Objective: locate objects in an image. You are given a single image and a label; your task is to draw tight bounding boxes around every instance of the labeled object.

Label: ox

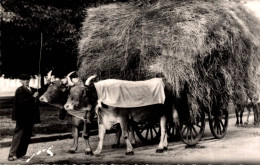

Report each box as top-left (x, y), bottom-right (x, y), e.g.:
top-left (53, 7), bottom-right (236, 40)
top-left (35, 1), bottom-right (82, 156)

top-left (39, 72), bottom-right (125, 154)
top-left (235, 95), bottom-right (259, 126)
top-left (39, 71), bottom-right (93, 154)
top-left (248, 94), bottom-right (260, 125)
top-left (64, 75), bottom-right (179, 156)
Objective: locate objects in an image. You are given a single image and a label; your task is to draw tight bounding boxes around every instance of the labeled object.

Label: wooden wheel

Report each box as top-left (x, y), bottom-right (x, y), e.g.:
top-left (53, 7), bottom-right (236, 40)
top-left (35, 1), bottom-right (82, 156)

top-left (166, 121), bottom-right (181, 141)
top-left (180, 112), bottom-right (205, 145)
top-left (209, 109), bottom-right (229, 139)
top-left (134, 121), bottom-right (160, 144)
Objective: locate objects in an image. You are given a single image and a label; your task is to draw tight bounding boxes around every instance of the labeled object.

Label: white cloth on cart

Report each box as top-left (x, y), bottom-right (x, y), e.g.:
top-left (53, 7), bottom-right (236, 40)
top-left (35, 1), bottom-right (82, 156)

top-left (94, 78), bottom-right (165, 108)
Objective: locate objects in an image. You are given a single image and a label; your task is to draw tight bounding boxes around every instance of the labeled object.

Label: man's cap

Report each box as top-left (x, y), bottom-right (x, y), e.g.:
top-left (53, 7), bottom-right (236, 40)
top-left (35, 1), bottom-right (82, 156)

top-left (19, 74), bottom-right (31, 80)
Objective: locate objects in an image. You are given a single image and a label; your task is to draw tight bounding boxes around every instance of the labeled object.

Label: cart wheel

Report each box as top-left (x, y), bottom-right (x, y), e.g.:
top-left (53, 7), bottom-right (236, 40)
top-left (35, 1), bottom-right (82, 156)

top-left (209, 109), bottom-right (229, 139)
top-left (180, 112), bottom-right (205, 146)
top-left (134, 121), bottom-right (160, 144)
top-left (166, 121), bottom-right (181, 141)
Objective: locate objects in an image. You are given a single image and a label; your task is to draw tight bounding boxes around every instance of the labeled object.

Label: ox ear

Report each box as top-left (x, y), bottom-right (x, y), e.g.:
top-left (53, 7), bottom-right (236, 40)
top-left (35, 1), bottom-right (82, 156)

top-left (85, 75), bottom-right (97, 86)
top-left (61, 78), bottom-right (68, 84)
top-left (72, 77), bottom-right (79, 83)
top-left (61, 87), bottom-right (66, 92)
top-left (50, 75), bottom-right (56, 82)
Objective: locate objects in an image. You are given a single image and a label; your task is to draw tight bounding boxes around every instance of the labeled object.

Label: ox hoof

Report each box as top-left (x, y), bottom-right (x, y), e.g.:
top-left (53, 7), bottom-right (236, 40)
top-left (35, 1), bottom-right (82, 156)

top-left (156, 149), bottom-right (164, 153)
top-left (112, 144), bottom-right (120, 148)
top-left (125, 151), bottom-right (134, 155)
top-left (163, 147), bottom-right (168, 151)
top-left (93, 151), bottom-right (101, 157)
top-left (85, 150), bottom-right (93, 155)
top-left (67, 149), bottom-right (76, 154)
top-left (244, 122), bottom-right (249, 125)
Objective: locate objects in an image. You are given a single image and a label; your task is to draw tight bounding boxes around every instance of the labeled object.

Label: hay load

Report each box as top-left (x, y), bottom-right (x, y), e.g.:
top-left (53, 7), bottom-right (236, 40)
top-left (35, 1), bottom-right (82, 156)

top-left (77, 0), bottom-right (260, 120)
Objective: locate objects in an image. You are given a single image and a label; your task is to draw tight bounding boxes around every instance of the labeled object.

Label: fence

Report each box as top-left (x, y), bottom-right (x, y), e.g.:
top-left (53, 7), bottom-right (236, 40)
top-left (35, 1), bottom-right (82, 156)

top-left (0, 75), bottom-right (42, 97)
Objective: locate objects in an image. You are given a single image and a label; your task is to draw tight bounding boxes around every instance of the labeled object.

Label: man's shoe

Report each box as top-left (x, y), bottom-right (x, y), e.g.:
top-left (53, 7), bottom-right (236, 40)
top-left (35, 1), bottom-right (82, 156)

top-left (8, 155), bottom-right (17, 161)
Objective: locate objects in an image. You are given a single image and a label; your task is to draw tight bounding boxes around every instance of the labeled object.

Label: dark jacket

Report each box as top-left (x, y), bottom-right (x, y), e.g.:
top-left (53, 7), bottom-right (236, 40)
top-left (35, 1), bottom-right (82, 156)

top-left (12, 86), bottom-right (40, 124)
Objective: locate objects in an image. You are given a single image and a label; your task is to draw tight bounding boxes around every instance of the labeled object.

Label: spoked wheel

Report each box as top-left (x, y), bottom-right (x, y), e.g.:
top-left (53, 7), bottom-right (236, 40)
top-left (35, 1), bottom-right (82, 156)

top-left (166, 121), bottom-right (181, 141)
top-left (180, 112), bottom-right (205, 146)
top-left (209, 109), bottom-right (229, 139)
top-left (133, 121), bottom-right (160, 144)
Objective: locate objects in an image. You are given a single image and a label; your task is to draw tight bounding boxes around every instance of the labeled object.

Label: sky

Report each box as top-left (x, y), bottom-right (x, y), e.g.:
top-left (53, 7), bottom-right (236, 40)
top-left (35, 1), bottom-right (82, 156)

top-left (242, 0), bottom-right (260, 19)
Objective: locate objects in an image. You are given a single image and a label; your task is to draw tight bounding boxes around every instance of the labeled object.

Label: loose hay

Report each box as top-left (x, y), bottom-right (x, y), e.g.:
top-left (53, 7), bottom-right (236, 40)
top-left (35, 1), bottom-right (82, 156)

top-left (77, 0), bottom-right (260, 121)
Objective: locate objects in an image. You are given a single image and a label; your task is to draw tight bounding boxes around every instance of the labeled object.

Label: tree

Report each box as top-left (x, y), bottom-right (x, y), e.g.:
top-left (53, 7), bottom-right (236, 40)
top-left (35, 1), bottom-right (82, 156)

top-left (1, 0), bottom-right (105, 78)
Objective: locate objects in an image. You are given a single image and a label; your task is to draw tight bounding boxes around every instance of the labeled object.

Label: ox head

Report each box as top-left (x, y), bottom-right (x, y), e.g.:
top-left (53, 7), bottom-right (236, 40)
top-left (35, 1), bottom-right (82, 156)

top-left (44, 70), bottom-right (58, 84)
top-left (39, 71), bottom-right (77, 107)
top-left (64, 75), bottom-right (97, 119)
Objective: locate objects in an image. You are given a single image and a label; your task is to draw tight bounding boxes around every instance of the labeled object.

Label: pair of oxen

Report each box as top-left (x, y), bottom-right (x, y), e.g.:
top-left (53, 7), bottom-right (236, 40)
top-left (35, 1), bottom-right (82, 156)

top-left (234, 96), bottom-right (260, 126)
top-left (39, 72), bottom-right (179, 156)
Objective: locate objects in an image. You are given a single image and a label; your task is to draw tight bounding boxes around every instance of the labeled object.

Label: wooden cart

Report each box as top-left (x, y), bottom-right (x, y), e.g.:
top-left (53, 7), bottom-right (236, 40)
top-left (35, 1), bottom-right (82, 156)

top-left (132, 109), bottom-right (228, 145)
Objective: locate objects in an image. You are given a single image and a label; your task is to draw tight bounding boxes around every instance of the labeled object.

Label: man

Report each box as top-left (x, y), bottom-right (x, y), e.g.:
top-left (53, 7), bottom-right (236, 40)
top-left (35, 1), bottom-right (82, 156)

top-left (8, 74), bottom-right (40, 161)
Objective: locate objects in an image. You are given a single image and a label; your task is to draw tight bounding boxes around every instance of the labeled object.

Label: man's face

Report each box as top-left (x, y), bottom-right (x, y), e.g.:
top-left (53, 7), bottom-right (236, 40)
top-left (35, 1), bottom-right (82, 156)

top-left (20, 80), bottom-right (30, 86)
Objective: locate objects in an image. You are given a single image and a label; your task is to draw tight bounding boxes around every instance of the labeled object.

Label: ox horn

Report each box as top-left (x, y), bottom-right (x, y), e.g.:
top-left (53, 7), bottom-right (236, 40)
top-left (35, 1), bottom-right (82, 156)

top-left (47, 70), bottom-right (53, 80)
top-left (65, 71), bottom-right (76, 86)
top-left (85, 75), bottom-right (97, 86)
top-left (66, 71), bottom-right (75, 78)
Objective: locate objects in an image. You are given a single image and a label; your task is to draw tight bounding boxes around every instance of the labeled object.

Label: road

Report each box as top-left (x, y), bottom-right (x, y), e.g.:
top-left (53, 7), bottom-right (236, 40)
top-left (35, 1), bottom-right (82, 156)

top-left (0, 116), bottom-right (259, 164)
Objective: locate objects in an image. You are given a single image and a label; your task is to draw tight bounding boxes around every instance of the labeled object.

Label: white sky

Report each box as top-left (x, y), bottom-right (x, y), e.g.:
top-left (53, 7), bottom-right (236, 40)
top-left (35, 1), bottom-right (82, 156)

top-left (242, 0), bottom-right (260, 19)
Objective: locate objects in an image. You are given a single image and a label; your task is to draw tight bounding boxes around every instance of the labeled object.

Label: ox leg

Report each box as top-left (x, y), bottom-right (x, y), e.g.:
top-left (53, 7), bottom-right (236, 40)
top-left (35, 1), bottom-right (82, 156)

top-left (83, 122), bottom-right (93, 155)
top-left (245, 107), bottom-right (251, 125)
top-left (253, 103), bottom-right (259, 125)
top-left (112, 124), bottom-right (121, 148)
top-left (129, 124), bottom-right (136, 147)
top-left (68, 117), bottom-right (81, 153)
top-left (68, 125), bottom-right (79, 153)
top-left (59, 108), bottom-right (67, 120)
top-left (163, 133), bottom-right (168, 151)
top-left (156, 116), bottom-right (167, 153)
top-left (257, 103), bottom-right (260, 125)
top-left (111, 123), bottom-right (137, 148)
top-left (119, 118), bottom-right (134, 155)
top-left (240, 105), bottom-right (244, 125)
top-left (93, 124), bottom-right (106, 156)
top-left (235, 105), bottom-right (241, 126)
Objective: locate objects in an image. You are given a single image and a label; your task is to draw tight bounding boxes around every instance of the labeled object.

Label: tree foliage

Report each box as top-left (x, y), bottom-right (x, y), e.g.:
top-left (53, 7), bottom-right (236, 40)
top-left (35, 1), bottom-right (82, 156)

top-left (1, 0), bottom-right (117, 78)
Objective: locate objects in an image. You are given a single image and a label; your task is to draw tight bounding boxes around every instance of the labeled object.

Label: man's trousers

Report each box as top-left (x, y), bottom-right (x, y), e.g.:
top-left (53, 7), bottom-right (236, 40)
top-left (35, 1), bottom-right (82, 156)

top-left (9, 122), bottom-right (34, 158)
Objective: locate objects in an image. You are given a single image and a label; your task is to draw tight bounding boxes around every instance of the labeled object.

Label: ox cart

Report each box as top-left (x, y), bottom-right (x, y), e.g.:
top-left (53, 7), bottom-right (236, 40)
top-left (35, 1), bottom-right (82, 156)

top-left (132, 108), bottom-right (229, 146)
top-left (61, 75), bottom-right (229, 148)
top-left (64, 90), bottom-right (229, 146)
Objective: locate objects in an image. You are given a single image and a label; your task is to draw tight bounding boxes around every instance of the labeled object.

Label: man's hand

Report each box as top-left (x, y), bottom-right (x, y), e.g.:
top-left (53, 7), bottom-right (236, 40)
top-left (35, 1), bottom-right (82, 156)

top-left (33, 92), bottom-right (39, 98)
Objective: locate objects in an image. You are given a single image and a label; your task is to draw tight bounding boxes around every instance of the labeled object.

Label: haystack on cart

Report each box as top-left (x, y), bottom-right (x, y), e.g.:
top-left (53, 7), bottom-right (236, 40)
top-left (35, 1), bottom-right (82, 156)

top-left (78, 0), bottom-right (260, 146)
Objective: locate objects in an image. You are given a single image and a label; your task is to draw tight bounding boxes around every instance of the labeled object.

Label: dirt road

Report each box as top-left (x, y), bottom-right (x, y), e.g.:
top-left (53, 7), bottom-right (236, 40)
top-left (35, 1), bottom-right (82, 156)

top-left (0, 116), bottom-right (259, 164)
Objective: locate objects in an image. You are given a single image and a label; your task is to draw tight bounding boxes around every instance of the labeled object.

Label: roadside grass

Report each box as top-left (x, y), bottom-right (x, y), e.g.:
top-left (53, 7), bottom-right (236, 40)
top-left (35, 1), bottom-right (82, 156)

top-left (0, 101), bottom-right (72, 138)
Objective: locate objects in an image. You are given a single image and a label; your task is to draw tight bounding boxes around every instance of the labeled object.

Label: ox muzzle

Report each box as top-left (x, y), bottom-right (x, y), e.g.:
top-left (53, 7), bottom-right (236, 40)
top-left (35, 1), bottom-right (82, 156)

top-left (39, 95), bottom-right (48, 103)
